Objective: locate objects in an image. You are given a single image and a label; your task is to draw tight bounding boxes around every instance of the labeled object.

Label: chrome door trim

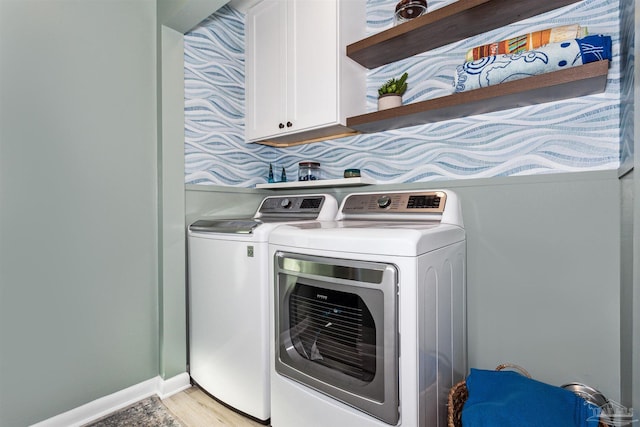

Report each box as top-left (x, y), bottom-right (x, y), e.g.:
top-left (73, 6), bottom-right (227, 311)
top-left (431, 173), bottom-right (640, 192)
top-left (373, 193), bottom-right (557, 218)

top-left (274, 251), bottom-right (399, 425)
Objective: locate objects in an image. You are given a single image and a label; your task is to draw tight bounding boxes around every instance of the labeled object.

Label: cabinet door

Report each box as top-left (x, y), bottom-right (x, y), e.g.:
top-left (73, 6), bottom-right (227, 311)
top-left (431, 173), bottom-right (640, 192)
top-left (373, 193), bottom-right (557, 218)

top-left (245, 0), bottom-right (287, 142)
top-left (287, 0), bottom-right (338, 133)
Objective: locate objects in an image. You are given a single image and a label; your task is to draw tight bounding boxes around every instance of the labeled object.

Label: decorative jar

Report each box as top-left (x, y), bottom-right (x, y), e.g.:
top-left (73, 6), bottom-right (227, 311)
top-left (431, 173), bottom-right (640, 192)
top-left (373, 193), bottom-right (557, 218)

top-left (298, 161), bottom-right (321, 181)
top-left (394, 0), bottom-right (427, 25)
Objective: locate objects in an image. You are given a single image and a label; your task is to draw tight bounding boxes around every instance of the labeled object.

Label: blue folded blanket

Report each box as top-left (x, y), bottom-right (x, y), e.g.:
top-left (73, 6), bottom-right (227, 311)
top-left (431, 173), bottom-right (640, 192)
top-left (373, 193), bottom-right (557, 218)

top-left (461, 369), bottom-right (601, 427)
top-left (454, 34), bottom-right (612, 92)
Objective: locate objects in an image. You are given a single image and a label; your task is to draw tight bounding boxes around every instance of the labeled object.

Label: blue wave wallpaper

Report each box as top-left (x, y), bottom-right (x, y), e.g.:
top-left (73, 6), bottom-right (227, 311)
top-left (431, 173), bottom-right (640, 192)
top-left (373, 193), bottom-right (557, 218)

top-left (184, 0), bottom-right (622, 187)
top-left (184, 6), bottom-right (273, 186)
top-left (618, 0), bottom-right (635, 175)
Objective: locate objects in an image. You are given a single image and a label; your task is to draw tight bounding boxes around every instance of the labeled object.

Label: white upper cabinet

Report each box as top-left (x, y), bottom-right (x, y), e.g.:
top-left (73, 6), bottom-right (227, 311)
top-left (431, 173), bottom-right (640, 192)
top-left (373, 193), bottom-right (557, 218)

top-left (245, 0), bottom-right (366, 146)
top-left (245, 0), bottom-right (286, 141)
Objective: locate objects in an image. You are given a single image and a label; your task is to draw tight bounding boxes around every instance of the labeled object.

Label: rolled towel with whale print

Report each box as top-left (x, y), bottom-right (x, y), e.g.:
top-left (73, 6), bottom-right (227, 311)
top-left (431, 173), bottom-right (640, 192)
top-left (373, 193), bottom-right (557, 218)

top-left (453, 34), bottom-right (612, 93)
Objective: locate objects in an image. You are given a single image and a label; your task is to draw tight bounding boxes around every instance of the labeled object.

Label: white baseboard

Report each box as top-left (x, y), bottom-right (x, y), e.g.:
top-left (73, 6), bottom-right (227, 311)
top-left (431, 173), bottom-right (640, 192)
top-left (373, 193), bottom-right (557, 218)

top-left (157, 372), bottom-right (192, 399)
top-left (30, 373), bottom-right (191, 427)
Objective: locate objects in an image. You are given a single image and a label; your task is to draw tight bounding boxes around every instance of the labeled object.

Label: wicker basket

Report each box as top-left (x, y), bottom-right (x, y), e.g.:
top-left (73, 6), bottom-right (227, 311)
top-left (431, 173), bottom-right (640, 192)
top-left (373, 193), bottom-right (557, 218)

top-left (446, 364), bottom-right (607, 427)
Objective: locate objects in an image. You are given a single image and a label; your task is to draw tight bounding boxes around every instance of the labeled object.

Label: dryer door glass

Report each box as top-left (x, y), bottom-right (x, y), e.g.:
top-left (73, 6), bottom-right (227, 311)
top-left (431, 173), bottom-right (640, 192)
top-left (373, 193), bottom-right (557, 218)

top-left (289, 283), bottom-right (376, 382)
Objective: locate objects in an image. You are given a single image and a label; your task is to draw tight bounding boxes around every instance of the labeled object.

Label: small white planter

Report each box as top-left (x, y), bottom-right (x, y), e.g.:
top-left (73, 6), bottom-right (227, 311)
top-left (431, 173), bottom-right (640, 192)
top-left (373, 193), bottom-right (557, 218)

top-left (377, 94), bottom-right (402, 110)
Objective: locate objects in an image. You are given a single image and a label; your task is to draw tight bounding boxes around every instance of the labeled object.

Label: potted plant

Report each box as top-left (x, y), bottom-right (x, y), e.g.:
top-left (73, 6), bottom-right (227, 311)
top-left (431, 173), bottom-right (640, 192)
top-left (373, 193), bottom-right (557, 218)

top-left (377, 72), bottom-right (408, 110)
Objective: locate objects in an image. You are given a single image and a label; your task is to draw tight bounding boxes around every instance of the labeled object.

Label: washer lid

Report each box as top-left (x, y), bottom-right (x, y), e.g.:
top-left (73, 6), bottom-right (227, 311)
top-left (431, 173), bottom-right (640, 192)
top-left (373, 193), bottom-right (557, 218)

top-left (189, 219), bottom-right (261, 234)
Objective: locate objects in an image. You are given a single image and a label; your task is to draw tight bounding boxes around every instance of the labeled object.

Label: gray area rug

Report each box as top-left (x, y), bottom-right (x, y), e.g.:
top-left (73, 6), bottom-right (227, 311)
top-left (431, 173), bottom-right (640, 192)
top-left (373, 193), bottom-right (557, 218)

top-left (86, 395), bottom-right (183, 427)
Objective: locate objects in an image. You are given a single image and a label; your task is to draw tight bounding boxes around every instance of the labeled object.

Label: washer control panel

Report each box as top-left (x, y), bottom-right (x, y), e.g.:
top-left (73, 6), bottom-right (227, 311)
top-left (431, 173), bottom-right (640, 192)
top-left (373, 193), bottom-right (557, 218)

top-left (257, 195), bottom-right (326, 217)
top-left (342, 191), bottom-right (447, 214)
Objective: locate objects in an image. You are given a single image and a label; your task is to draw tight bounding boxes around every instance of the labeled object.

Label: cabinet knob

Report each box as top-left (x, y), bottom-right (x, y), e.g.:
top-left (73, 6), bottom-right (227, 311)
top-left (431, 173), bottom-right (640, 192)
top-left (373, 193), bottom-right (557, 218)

top-left (286, 121), bottom-right (292, 128)
top-left (278, 123), bottom-right (285, 129)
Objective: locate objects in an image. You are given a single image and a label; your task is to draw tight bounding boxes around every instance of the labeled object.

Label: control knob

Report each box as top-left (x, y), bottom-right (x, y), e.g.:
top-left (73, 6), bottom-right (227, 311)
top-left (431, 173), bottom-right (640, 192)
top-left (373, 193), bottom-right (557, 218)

top-left (377, 195), bottom-right (391, 209)
top-left (280, 198), bottom-right (292, 208)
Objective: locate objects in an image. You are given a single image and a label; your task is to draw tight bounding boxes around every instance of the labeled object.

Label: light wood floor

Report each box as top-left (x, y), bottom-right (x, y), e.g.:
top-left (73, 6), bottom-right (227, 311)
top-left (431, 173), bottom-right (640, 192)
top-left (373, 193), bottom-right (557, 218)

top-left (163, 386), bottom-right (267, 427)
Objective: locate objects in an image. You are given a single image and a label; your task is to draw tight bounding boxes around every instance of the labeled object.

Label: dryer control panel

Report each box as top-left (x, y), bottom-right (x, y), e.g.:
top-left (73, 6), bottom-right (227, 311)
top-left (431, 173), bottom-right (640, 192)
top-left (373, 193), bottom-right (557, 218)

top-left (342, 191), bottom-right (447, 214)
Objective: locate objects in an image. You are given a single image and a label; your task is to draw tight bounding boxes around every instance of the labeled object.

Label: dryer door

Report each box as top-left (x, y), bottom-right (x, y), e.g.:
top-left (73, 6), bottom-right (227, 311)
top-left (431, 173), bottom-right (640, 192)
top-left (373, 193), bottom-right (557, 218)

top-left (274, 252), bottom-right (399, 425)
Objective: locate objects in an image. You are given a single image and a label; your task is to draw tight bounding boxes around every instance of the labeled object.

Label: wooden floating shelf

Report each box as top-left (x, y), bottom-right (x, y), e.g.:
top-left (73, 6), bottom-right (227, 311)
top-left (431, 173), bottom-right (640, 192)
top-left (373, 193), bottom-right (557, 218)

top-left (346, 61), bottom-right (609, 134)
top-left (347, 0), bottom-right (583, 69)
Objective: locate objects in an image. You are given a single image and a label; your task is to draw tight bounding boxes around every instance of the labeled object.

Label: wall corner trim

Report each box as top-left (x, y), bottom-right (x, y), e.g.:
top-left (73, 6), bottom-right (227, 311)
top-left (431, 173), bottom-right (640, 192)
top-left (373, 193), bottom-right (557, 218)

top-left (30, 373), bottom-right (191, 427)
top-left (157, 372), bottom-right (192, 399)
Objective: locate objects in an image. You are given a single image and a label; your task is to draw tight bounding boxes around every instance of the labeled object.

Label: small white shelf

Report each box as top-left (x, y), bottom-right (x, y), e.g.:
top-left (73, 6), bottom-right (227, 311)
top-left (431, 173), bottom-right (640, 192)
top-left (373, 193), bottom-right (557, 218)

top-left (256, 177), bottom-right (376, 189)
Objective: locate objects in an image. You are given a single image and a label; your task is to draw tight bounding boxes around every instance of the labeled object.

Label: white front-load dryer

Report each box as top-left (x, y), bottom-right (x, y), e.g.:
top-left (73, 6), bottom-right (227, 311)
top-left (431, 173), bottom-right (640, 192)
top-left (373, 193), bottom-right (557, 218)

top-left (188, 194), bottom-right (337, 423)
top-left (268, 190), bottom-right (466, 427)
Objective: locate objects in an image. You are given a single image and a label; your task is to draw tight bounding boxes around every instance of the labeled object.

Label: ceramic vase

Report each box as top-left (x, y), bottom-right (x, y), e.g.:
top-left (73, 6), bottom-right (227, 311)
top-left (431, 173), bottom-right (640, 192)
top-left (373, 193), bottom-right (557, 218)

top-left (378, 94), bottom-right (402, 110)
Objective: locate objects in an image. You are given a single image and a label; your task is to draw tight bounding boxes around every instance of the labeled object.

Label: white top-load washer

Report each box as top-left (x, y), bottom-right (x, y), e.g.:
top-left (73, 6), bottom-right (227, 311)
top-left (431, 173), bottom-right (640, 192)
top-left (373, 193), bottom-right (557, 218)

top-left (268, 190), bottom-right (466, 427)
top-left (187, 194), bottom-right (337, 423)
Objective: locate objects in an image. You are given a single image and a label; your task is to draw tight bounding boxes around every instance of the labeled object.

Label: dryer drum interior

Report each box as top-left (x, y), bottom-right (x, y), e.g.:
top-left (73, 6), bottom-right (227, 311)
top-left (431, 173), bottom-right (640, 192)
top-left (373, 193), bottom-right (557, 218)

top-left (289, 284), bottom-right (377, 382)
top-left (274, 252), bottom-right (400, 425)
